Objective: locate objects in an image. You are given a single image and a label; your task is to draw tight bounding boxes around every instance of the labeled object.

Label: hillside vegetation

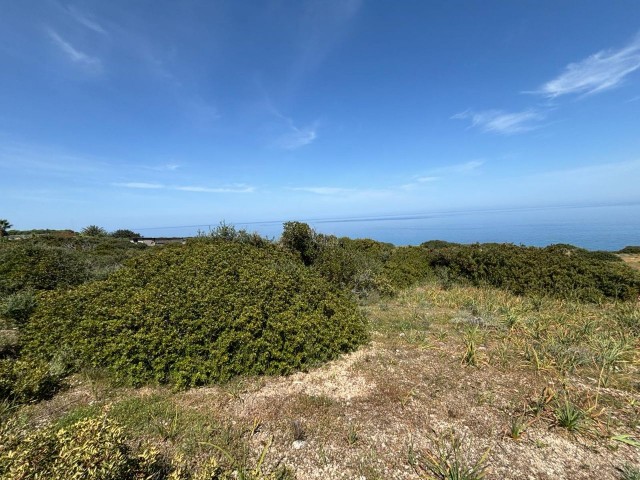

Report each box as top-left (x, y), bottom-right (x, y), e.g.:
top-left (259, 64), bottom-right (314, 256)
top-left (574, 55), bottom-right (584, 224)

top-left (24, 239), bottom-right (368, 388)
top-left (280, 222), bottom-right (640, 302)
top-left (1, 224), bottom-right (639, 479)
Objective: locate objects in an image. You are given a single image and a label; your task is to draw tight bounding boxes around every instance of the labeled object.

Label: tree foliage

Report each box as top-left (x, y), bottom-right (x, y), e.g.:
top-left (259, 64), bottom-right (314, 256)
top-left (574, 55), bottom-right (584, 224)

top-left (0, 219), bottom-right (11, 238)
top-left (280, 221), bottom-right (319, 266)
top-left (81, 225), bottom-right (108, 237)
top-left (110, 229), bottom-right (140, 239)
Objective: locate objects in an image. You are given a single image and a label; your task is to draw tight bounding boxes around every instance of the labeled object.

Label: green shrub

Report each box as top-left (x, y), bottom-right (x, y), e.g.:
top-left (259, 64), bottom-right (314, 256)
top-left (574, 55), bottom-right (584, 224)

top-left (0, 290), bottom-right (37, 325)
top-left (426, 243), bottom-right (640, 301)
top-left (313, 236), bottom-right (395, 299)
top-left (25, 240), bottom-right (368, 388)
top-left (0, 411), bottom-right (294, 480)
top-left (420, 239), bottom-right (459, 249)
top-left (0, 235), bottom-right (148, 287)
top-left (81, 225), bottom-right (108, 237)
top-left (0, 243), bottom-right (90, 295)
top-left (197, 222), bottom-right (271, 247)
top-left (383, 246), bottom-right (433, 289)
top-left (619, 245), bottom-right (640, 254)
top-left (0, 415), bottom-right (165, 480)
top-left (280, 221), bottom-right (319, 266)
top-left (0, 329), bottom-right (20, 360)
top-left (0, 358), bottom-right (62, 404)
top-left (110, 229), bottom-right (140, 239)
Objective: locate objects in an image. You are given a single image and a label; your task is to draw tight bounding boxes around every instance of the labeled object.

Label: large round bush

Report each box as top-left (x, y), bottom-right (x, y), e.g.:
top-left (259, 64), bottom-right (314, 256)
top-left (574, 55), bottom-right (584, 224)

top-left (25, 240), bottom-right (368, 388)
top-left (0, 243), bottom-right (90, 295)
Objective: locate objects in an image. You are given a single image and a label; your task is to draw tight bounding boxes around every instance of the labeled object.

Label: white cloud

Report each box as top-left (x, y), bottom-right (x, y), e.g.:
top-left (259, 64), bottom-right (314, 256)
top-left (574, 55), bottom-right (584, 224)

top-left (66, 6), bottom-right (108, 35)
top-left (414, 176), bottom-right (440, 183)
top-left (401, 161), bottom-right (483, 191)
top-left (452, 109), bottom-right (544, 134)
top-left (417, 160), bottom-right (484, 177)
top-left (143, 163), bottom-right (180, 172)
top-left (291, 186), bottom-right (353, 195)
top-left (538, 35), bottom-right (640, 97)
top-left (174, 184), bottom-right (254, 193)
top-left (263, 98), bottom-right (318, 150)
top-left (113, 182), bottom-right (164, 189)
top-left (113, 182), bottom-right (254, 193)
top-left (399, 176), bottom-right (440, 191)
top-left (277, 126), bottom-right (317, 150)
top-left (46, 28), bottom-right (102, 72)
top-left (438, 160), bottom-right (484, 174)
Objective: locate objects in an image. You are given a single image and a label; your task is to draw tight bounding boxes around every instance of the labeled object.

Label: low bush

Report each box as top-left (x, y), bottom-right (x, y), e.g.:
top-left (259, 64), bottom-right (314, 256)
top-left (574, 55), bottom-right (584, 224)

top-left (0, 290), bottom-right (37, 325)
top-left (426, 243), bottom-right (640, 302)
top-left (0, 415), bottom-right (165, 479)
top-left (22, 234), bottom-right (149, 280)
top-left (276, 224), bottom-right (640, 302)
top-left (383, 246), bottom-right (433, 289)
top-left (0, 243), bottom-right (90, 295)
top-left (313, 236), bottom-right (395, 299)
top-left (0, 329), bottom-right (20, 360)
top-left (0, 358), bottom-right (62, 404)
top-left (619, 245), bottom-right (640, 254)
top-left (0, 412), bottom-right (294, 480)
top-left (25, 240), bottom-right (368, 388)
top-left (281, 221), bottom-right (319, 266)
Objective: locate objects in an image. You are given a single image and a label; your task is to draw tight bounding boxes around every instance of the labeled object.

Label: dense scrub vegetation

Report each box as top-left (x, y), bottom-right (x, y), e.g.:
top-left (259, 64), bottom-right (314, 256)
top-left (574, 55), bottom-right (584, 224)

top-left (24, 240), bottom-right (368, 388)
top-left (0, 234), bottom-right (149, 405)
top-left (280, 223), bottom-right (640, 302)
top-left (1, 222), bottom-right (639, 478)
top-left (426, 243), bottom-right (639, 302)
top-left (0, 242), bottom-right (91, 296)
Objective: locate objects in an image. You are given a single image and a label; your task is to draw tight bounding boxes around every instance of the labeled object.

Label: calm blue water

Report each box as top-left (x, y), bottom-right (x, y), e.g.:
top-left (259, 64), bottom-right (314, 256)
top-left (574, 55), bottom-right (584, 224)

top-left (143, 204), bottom-right (640, 251)
top-left (308, 204), bottom-right (640, 251)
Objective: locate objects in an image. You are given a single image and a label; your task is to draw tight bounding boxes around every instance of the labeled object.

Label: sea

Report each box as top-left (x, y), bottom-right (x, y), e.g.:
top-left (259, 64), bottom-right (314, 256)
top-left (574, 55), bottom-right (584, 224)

top-left (145, 204), bottom-right (640, 252)
top-left (303, 204), bottom-right (640, 251)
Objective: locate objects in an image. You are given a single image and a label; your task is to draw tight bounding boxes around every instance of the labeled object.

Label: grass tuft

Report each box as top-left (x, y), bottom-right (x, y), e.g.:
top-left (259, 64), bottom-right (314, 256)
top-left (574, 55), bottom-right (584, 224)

top-left (412, 430), bottom-right (490, 480)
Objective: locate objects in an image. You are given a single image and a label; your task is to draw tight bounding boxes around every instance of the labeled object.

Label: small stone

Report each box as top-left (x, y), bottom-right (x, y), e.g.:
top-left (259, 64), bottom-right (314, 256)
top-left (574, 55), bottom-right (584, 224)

top-left (292, 440), bottom-right (306, 450)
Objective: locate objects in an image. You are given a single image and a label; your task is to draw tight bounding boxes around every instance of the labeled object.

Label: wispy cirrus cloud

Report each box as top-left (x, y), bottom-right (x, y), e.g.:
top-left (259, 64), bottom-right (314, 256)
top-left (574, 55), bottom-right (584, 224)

top-left (537, 34), bottom-right (640, 98)
top-left (399, 176), bottom-right (439, 191)
top-left (429, 160), bottom-right (484, 175)
top-left (66, 5), bottom-right (108, 36)
top-left (276, 125), bottom-right (318, 150)
top-left (46, 28), bottom-right (102, 72)
top-left (452, 109), bottom-right (544, 135)
top-left (140, 163), bottom-right (181, 172)
top-left (292, 160), bottom-right (485, 196)
top-left (113, 182), bottom-right (254, 193)
top-left (113, 182), bottom-right (163, 189)
top-left (401, 160), bottom-right (484, 190)
top-left (290, 186), bottom-right (354, 195)
top-left (174, 184), bottom-right (254, 193)
top-left (455, 36), bottom-right (640, 136)
top-left (268, 106), bottom-right (318, 149)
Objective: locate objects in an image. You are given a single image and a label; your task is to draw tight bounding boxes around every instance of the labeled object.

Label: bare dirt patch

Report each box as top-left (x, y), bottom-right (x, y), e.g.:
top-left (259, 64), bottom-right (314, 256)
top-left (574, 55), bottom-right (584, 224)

top-left (619, 253), bottom-right (640, 271)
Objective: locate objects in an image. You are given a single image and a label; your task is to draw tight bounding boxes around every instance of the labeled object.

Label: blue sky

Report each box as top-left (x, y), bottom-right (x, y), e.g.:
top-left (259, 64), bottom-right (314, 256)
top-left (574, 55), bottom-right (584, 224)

top-left (2, 1), bottom-right (640, 239)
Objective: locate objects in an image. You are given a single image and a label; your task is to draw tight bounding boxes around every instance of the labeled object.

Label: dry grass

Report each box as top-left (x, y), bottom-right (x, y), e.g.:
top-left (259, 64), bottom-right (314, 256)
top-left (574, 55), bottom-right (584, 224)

top-left (10, 281), bottom-right (640, 479)
top-left (619, 254), bottom-right (640, 272)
